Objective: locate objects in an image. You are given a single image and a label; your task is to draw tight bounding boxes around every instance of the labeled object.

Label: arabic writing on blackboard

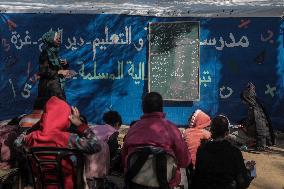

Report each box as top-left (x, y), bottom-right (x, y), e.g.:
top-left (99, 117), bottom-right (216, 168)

top-left (149, 22), bottom-right (200, 101)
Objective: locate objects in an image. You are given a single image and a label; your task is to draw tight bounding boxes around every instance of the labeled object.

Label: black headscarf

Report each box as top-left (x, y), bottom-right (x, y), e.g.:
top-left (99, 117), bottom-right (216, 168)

top-left (240, 82), bottom-right (275, 145)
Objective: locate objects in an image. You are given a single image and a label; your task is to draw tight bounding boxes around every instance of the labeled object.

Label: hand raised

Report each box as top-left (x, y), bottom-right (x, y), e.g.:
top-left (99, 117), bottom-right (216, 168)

top-left (69, 106), bottom-right (83, 127)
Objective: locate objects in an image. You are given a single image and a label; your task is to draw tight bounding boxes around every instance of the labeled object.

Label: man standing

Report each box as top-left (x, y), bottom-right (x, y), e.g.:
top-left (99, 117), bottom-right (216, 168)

top-left (122, 92), bottom-right (191, 188)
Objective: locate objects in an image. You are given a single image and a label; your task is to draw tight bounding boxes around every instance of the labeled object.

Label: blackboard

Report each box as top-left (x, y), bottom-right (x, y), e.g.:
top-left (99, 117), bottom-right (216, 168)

top-left (148, 21), bottom-right (200, 101)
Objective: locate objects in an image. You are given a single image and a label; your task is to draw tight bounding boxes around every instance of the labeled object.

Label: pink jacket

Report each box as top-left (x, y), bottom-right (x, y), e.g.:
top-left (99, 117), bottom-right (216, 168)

top-left (184, 109), bottom-right (211, 166)
top-left (90, 124), bottom-right (118, 142)
top-left (85, 124), bottom-right (118, 178)
top-left (122, 112), bottom-right (191, 187)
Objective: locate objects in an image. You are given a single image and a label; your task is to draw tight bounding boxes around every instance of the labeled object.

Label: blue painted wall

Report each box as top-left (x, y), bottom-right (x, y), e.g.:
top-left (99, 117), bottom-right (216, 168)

top-left (0, 14), bottom-right (283, 130)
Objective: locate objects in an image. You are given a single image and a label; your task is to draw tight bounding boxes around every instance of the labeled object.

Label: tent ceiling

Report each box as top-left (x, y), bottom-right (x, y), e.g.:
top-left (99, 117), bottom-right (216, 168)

top-left (0, 0), bottom-right (283, 17)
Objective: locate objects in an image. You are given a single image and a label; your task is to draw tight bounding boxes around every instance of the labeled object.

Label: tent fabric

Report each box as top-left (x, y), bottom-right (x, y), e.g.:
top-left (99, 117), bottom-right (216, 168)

top-left (0, 0), bottom-right (283, 17)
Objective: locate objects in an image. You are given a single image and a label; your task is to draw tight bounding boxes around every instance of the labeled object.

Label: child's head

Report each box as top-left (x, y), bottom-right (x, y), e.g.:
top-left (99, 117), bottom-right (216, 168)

top-left (188, 109), bottom-right (211, 129)
top-left (103, 111), bottom-right (122, 130)
top-left (210, 115), bottom-right (230, 139)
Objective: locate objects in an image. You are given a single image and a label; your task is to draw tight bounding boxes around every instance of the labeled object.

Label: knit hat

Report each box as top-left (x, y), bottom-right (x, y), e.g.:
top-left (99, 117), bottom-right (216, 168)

top-left (189, 109), bottom-right (211, 129)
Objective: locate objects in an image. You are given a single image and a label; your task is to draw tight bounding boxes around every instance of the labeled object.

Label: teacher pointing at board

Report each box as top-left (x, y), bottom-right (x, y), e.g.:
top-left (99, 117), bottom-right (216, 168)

top-left (37, 30), bottom-right (72, 102)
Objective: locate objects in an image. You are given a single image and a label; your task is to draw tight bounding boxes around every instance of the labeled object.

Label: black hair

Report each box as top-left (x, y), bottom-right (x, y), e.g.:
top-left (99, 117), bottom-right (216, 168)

top-left (33, 97), bottom-right (47, 110)
top-left (103, 111), bottom-right (122, 127)
top-left (210, 115), bottom-right (229, 139)
top-left (142, 92), bottom-right (163, 113)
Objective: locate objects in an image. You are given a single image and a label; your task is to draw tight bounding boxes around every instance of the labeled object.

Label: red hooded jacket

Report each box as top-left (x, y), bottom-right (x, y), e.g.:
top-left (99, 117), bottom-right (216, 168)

top-left (15, 96), bottom-right (101, 189)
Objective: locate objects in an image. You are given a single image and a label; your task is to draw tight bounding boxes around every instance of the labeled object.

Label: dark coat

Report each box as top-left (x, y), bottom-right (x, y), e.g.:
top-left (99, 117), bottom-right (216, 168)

top-left (241, 85), bottom-right (275, 146)
top-left (38, 49), bottom-right (66, 101)
top-left (193, 140), bottom-right (252, 189)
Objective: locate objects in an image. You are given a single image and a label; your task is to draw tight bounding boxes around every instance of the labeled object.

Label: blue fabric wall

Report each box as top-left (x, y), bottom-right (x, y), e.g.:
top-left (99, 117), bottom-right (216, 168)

top-left (0, 14), bottom-right (283, 130)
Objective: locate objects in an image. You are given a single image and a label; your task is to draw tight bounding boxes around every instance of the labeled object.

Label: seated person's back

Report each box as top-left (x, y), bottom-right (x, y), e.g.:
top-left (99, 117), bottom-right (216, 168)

top-left (86, 110), bottom-right (122, 180)
top-left (193, 115), bottom-right (252, 189)
top-left (122, 92), bottom-right (191, 188)
top-left (101, 111), bottom-right (122, 162)
top-left (15, 96), bottom-right (102, 189)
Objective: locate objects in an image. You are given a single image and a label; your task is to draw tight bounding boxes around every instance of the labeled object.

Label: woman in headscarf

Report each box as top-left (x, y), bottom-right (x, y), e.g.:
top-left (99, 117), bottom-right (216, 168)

top-left (38, 30), bottom-right (71, 101)
top-left (15, 96), bottom-right (102, 189)
top-left (240, 82), bottom-right (275, 150)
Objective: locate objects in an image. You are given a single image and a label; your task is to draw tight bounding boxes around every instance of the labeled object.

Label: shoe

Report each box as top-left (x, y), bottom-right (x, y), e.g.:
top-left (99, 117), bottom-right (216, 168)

top-left (255, 146), bottom-right (265, 151)
top-left (240, 145), bottom-right (248, 151)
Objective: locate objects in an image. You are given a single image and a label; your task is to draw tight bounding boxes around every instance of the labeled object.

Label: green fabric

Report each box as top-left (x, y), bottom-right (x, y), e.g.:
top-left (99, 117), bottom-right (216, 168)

top-left (41, 31), bottom-right (60, 67)
top-left (42, 31), bottom-right (65, 89)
